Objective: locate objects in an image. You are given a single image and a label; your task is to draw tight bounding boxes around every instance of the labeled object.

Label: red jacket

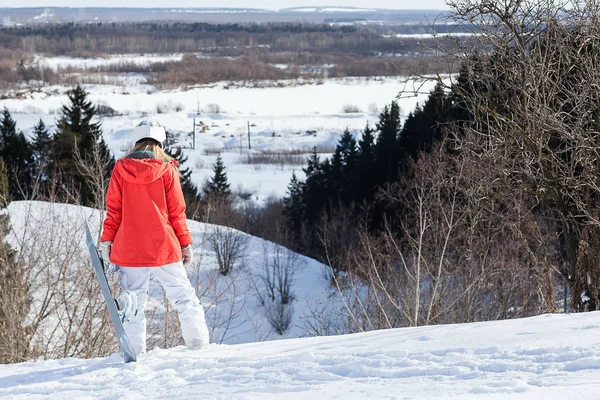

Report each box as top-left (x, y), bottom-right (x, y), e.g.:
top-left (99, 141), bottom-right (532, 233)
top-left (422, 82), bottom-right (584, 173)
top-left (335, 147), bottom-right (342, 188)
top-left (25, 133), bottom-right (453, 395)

top-left (101, 157), bottom-right (192, 267)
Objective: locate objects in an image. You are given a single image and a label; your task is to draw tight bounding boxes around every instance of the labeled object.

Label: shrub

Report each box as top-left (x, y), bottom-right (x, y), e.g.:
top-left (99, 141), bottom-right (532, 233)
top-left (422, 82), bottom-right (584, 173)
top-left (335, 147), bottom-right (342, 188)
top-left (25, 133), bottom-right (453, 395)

top-left (342, 104), bottom-right (361, 113)
top-left (208, 226), bottom-right (247, 276)
top-left (203, 103), bottom-right (221, 114)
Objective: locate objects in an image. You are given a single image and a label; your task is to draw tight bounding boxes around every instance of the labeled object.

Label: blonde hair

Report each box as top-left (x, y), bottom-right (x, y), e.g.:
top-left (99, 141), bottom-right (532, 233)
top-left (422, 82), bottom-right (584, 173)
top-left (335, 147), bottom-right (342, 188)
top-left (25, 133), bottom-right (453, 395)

top-left (126, 140), bottom-right (174, 163)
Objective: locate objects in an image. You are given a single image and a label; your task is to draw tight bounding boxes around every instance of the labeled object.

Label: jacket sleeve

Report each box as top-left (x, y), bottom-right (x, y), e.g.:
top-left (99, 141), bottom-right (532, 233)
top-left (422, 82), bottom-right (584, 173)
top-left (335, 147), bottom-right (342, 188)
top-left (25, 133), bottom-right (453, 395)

top-left (165, 167), bottom-right (193, 247)
top-left (101, 168), bottom-right (122, 242)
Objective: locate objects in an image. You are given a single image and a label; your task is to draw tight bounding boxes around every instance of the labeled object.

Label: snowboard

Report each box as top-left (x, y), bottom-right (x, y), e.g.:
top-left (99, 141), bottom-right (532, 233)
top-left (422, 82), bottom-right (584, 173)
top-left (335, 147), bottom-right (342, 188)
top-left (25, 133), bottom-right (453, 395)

top-left (84, 220), bottom-right (137, 363)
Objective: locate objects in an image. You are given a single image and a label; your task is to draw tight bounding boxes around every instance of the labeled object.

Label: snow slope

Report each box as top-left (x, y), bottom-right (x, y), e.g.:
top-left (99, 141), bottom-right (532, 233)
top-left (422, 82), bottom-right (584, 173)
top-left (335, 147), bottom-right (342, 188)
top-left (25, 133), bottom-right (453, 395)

top-left (2, 312), bottom-right (600, 399)
top-left (6, 201), bottom-right (331, 351)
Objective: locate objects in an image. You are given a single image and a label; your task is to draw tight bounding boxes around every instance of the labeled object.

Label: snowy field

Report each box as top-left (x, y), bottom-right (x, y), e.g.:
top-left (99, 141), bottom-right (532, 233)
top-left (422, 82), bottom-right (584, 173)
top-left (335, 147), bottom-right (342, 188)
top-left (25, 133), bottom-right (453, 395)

top-left (33, 54), bottom-right (185, 71)
top-left (2, 312), bottom-right (600, 399)
top-left (383, 32), bottom-right (480, 39)
top-left (1, 74), bottom-right (439, 203)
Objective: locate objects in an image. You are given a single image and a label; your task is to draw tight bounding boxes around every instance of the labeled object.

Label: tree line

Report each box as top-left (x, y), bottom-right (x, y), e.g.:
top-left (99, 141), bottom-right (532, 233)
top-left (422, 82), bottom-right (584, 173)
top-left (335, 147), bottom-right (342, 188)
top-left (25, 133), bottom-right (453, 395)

top-left (284, 83), bottom-right (449, 262)
top-left (4, 22), bottom-right (421, 56)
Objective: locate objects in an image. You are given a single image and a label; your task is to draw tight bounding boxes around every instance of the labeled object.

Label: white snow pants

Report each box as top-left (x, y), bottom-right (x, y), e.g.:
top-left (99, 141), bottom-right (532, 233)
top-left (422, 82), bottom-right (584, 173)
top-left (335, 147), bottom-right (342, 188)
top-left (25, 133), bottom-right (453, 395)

top-left (119, 261), bottom-right (210, 355)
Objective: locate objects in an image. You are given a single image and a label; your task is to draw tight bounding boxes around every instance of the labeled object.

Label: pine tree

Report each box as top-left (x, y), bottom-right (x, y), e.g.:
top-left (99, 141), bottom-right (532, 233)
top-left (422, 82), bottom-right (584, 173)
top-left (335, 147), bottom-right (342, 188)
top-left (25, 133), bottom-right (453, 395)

top-left (164, 139), bottom-right (200, 213)
top-left (53, 85), bottom-right (114, 205)
top-left (336, 128), bottom-right (358, 204)
top-left (354, 123), bottom-right (377, 205)
top-left (338, 128), bottom-right (358, 171)
top-left (204, 153), bottom-right (231, 201)
top-left (399, 82), bottom-right (450, 161)
top-left (330, 146), bottom-right (343, 204)
top-left (0, 108), bottom-right (16, 146)
top-left (283, 171), bottom-right (305, 245)
top-left (303, 147), bottom-right (321, 177)
top-left (0, 108), bottom-right (34, 200)
top-left (31, 119), bottom-right (52, 181)
top-left (302, 148), bottom-right (329, 223)
top-left (374, 101), bottom-right (402, 185)
top-left (358, 123), bottom-right (376, 160)
top-left (57, 85), bottom-right (102, 153)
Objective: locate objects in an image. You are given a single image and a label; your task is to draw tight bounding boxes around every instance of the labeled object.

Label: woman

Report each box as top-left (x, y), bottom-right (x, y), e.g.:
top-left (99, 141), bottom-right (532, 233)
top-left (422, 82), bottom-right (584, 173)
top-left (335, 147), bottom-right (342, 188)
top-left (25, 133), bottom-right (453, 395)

top-left (100, 120), bottom-right (209, 356)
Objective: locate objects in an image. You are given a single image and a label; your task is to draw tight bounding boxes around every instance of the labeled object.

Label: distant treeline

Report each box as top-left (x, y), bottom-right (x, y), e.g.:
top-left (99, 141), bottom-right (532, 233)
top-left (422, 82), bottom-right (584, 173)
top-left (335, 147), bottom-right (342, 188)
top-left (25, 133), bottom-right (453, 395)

top-left (0, 21), bottom-right (460, 88)
top-left (0, 22), bottom-right (456, 56)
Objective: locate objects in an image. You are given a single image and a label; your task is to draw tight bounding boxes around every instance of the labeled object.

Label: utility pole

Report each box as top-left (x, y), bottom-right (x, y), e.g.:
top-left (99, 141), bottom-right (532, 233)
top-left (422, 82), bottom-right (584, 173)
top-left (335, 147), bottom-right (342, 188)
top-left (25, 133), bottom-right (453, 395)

top-left (247, 121), bottom-right (251, 150)
top-left (192, 118), bottom-right (195, 150)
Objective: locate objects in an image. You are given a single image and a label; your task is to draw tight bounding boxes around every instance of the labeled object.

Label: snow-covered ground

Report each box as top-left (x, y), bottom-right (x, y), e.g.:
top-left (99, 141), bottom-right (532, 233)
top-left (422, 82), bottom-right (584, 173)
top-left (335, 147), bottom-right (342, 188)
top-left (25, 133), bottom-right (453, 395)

top-left (7, 201), bottom-right (331, 350)
top-left (2, 75), bottom-right (439, 203)
top-left (2, 312), bottom-right (600, 399)
top-left (383, 32), bottom-right (480, 39)
top-left (285, 7), bottom-right (377, 12)
top-left (33, 54), bottom-right (185, 71)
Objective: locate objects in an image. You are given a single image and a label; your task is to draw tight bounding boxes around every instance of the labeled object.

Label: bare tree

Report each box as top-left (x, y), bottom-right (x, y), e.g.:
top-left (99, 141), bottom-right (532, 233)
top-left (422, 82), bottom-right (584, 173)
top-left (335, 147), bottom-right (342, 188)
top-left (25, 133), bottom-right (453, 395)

top-left (443, 0), bottom-right (600, 311)
top-left (250, 241), bottom-right (304, 335)
top-left (312, 136), bottom-right (557, 335)
top-left (0, 212), bottom-right (31, 363)
top-left (3, 201), bottom-right (114, 361)
top-left (208, 226), bottom-right (247, 276)
top-left (73, 140), bottom-right (112, 217)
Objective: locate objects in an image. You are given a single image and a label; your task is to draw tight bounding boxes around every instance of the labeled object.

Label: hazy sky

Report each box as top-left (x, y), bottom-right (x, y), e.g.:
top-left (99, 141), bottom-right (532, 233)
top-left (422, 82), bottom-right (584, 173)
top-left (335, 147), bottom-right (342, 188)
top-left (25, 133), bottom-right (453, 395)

top-left (1, 0), bottom-right (450, 9)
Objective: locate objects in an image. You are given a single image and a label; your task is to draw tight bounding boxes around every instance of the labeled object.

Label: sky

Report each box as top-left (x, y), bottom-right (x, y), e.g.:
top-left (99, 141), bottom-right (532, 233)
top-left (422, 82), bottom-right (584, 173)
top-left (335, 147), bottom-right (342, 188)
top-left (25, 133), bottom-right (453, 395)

top-left (0, 0), bottom-right (450, 10)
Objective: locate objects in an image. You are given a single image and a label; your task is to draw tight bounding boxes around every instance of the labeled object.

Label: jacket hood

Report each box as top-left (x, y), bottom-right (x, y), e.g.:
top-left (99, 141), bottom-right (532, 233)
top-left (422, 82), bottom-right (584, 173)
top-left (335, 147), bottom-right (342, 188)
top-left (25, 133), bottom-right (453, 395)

top-left (115, 158), bottom-right (178, 184)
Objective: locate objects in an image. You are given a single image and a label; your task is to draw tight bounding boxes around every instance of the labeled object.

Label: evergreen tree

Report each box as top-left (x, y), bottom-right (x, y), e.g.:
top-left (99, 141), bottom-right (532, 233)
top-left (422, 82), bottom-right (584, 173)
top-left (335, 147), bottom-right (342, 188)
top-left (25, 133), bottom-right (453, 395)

top-left (302, 148), bottom-right (327, 223)
top-left (304, 147), bottom-right (320, 177)
top-left (330, 146), bottom-right (344, 204)
top-left (57, 85), bottom-right (102, 153)
top-left (164, 139), bottom-right (200, 212)
top-left (399, 82), bottom-right (450, 162)
top-left (448, 64), bottom-right (476, 132)
top-left (53, 85), bottom-right (114, 205)
top-left (374, 101), bottom-right (402, 185)
top-left (283, 171), bottom-right (305, 245)
top-left (0, 108), bottom-right (34, 200)
top-left (338, 128), bottom-right (358, 171)
top-left (204, 153), bottom-right (231, 201)
top-left (31, 119), bottom-right (52, 181)
top-left (0, 108), bottom-right (16, 144)
top-left (351, 123), bottom-right (377, 208)
top-left (283, 93), bottom-right (455, 256)
top-left (358, 123), bottom-right (376, 161)
top-left (336, 128), bottom-right (358, 204)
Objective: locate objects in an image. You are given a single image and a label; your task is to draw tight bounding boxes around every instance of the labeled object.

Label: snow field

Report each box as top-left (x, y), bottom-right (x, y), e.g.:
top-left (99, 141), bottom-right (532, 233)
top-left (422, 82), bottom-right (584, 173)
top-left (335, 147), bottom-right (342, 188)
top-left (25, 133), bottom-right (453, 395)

top-left (2, 312), bottom-right (600, 399)
top-left (33, 54), bottom-right (185, 71)
top-left (2, 75), bottom-right (439, 203)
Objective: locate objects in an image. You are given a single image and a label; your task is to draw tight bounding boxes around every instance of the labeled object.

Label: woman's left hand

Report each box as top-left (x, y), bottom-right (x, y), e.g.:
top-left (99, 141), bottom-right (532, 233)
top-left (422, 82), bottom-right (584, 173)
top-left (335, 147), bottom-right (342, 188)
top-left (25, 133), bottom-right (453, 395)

top-left (182, 244), bottom-right (193, 267)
